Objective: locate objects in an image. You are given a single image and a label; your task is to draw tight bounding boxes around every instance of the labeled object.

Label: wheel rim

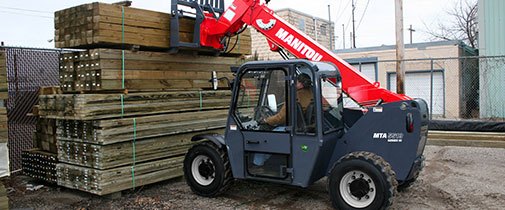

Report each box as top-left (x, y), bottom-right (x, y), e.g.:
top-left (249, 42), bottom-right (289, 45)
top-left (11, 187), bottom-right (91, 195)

top-left (191, 155), bottom-right (215, 186)
top-left (339, 170), bottom-right (376, 208)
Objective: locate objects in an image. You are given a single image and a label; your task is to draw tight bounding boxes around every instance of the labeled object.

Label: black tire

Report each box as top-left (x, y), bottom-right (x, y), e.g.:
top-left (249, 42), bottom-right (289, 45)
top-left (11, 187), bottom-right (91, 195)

top-left (328, 151), bottom-right (398, 210)
top-left (183, 141), bottom-right (233, 197)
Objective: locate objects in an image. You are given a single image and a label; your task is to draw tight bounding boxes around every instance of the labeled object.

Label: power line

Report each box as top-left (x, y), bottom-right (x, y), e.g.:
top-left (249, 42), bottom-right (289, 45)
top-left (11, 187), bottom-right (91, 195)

top-left (0, 10), bottom-right (53, 19)
top-left (335, 0), bottom-right (352, 24)
top-left (356, 0), bottom-right (371, 30)
top-left (0, 6), bottom-right (52, 14)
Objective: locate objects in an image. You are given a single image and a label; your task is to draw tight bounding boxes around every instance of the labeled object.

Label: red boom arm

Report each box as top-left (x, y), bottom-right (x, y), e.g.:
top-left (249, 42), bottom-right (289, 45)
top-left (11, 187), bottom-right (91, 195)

top-left (200, 0), bottom-right (410, 106)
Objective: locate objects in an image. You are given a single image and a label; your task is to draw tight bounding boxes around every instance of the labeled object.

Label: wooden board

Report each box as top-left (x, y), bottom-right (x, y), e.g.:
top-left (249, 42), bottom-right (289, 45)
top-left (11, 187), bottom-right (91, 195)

top-left (0, 107), bottom-right (7, 143)
top-left (54, 2), bottom-right (251, 56)
top-left (59, 48), bottom-right (244, 92)
top-left (57, 155), bottom-right (184, 196)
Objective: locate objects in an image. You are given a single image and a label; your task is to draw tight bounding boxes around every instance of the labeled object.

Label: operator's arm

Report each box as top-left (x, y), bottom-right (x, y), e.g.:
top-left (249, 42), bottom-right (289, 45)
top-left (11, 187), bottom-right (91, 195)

top-left (265, 104), bottom-right (286, 126)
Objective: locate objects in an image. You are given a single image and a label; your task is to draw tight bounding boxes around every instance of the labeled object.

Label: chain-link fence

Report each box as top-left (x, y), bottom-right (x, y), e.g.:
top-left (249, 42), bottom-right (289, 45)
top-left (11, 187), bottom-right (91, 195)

top-left (1, 46), bottom-right (75, 172)
top-left (371, 56), bottom-right (505, 121)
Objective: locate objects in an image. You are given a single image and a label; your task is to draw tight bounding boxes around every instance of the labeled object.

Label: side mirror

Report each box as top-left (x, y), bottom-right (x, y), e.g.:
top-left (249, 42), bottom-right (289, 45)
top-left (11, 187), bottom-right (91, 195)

top-left (211, 71), bottom-right (218, 90)
top-left (267, 94), bottom-right (277, 112)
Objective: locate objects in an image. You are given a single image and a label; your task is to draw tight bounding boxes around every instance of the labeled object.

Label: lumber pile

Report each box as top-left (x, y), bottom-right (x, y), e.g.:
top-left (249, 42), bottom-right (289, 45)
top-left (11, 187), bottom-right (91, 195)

top-left (21, 149), bottom-right (58, 183)
top-left (0, 182), bottom-right (8, 210)
top-left (58, 49), bottom-right (242, 92)
top-left (54, 2), bottom-right (251, 55)
top-left (40, 1), bottom-right (250, 196)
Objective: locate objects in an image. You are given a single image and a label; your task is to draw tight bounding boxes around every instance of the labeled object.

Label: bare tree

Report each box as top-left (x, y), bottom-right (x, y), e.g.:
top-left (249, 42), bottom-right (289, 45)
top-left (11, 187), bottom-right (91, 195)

top-left (424, 0), bottom-right (478, 48)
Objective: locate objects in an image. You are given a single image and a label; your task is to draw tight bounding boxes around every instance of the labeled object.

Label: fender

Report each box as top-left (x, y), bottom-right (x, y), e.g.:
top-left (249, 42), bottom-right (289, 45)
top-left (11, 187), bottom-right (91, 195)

top-left (191, 133), bottom-right (226, 148)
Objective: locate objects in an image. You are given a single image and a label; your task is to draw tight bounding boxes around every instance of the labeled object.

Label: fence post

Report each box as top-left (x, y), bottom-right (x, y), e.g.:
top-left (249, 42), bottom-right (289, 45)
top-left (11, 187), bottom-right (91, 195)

top-left (430, 59), bottom-right (434, 120)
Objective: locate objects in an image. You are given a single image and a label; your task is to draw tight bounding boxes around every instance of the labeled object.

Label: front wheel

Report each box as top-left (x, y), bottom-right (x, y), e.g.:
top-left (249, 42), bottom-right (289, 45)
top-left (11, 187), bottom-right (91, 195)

top-left (328, 151), bottom-right (398, 210)
top-left (183, 141), bottom-right (232, 197)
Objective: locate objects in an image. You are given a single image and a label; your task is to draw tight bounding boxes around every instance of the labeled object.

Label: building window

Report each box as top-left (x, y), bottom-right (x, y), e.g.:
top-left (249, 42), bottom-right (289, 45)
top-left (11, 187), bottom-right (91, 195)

top-left (320, 25), bottom-right (327, 36)
top-left (298, 19), bottom-right (305, 32)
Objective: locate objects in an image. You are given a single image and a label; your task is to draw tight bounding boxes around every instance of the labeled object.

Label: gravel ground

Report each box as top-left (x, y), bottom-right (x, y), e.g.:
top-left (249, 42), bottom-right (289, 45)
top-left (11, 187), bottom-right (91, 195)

top-left (4, 145), bottom-right (505, 210)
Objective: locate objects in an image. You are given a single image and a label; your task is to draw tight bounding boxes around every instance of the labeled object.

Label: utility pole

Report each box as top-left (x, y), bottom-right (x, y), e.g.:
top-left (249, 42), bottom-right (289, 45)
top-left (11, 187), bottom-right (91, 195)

top-left (351, 0), bottom-right (356, 48)
top-left (328, 5), bottom-right (332, 50)
top-left (395, 0), bottom-right (405, 94)
top-left (342, 24), bottom-right (345, 49)
top-left (408, 24), bottom-right (415, 44)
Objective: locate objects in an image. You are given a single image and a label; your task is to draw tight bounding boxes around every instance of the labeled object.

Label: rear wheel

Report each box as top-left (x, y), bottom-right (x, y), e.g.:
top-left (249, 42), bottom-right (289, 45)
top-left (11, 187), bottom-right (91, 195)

top-left (328, 151), bottom-right (397, 210)
top-left (183, 141), bottom-right (232, 197)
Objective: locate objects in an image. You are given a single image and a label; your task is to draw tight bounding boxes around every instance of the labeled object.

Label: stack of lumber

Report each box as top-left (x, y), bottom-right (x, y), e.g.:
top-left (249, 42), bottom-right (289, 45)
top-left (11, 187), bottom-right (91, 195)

top-left (54, 2), bottom-right (251, 55)
top-left (0, 50), bottom-right (7, 99)
top-left (33, 118), bottom-right (58, 153)
top-left (38, 90), bottom-right (231, 120)
top-left (0, 182), bottom-right (8, 210)
top-left (428, 130), bottom-right (505, 148)
top-left (47, 1), bottom-right (250, 196)
top-left (21, 149), bottom-right (58, 183)
top-left (58, 49), bottom-right (241, 92)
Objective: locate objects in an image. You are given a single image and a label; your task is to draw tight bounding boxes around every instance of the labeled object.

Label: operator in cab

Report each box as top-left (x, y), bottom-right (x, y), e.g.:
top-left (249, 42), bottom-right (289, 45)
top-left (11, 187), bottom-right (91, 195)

top-left (261, 73), bottom-right (314, 127)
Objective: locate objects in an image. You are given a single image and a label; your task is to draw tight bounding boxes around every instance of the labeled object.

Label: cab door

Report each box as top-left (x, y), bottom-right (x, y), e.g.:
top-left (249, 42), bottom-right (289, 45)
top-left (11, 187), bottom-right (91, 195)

top-left (228, 65), bottom-right (293, 180)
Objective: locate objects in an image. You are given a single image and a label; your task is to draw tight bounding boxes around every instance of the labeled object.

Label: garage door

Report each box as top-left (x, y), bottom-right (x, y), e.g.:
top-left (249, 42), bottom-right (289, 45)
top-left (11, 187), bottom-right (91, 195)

top-left (351, 63), bottom-right (376, 82)
top-left (388, 71), bottom-right (444, 115)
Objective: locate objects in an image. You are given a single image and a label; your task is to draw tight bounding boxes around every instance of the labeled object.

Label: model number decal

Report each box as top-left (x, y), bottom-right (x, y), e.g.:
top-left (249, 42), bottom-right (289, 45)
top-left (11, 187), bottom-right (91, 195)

top-left (373, 132), bottom-right (404, 143)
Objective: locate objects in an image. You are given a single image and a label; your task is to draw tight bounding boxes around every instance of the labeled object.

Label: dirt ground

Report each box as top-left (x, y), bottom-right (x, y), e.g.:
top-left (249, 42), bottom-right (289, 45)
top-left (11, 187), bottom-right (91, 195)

top-left (3, 145), bottom-right (505, 210)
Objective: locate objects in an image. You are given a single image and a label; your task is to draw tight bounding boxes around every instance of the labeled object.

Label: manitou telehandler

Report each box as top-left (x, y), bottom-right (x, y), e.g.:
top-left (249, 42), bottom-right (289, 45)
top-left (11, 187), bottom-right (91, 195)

top-left (169, 0), bottom-right (429, 209)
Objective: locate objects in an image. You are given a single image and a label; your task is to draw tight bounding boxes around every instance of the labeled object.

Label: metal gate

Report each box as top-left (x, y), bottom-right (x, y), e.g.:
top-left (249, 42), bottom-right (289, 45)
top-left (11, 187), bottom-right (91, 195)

top-left (2, 47), bottom-right (64, 171)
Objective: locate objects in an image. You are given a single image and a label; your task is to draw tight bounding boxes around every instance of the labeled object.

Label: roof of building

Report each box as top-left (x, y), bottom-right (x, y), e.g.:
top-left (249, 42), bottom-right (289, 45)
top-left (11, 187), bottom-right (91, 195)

top-left (333, 40), bottom-right (477, 55)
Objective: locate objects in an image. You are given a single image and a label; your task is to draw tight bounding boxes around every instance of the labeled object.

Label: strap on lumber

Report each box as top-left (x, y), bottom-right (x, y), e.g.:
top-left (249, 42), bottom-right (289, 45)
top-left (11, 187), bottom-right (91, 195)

top-left (199, 90), bottom-right (203, 110)
top-left (131, 117), bottom-right (137, 190)
top-left (120, 94), bottom-right (125, 117)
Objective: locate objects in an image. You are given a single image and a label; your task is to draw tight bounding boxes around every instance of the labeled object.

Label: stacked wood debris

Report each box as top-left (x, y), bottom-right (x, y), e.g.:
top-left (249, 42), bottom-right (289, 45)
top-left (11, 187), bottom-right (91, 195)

top-left (31, 1), bottom-right (252, 196)
top-left (0, 182), bottom-right (8, 210)
top-left (54, 2), bottom-right (251, 55)
top-left (58, 49), bottom-right (242, 92)
top-left (33, 119), bottom-right (58, 153)
top-left (21, 149), bottom-right (58, 183)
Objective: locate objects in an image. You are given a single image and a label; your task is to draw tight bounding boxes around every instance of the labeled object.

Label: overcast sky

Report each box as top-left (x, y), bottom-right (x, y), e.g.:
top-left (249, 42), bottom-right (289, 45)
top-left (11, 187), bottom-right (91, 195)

top-left (0, 0), bottom-right (461, 49)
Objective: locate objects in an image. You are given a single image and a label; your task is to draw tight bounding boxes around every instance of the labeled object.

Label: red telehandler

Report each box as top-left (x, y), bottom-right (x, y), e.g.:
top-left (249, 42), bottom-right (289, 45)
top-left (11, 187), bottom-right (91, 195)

top-left (169, 1), bottom-right (429, 209)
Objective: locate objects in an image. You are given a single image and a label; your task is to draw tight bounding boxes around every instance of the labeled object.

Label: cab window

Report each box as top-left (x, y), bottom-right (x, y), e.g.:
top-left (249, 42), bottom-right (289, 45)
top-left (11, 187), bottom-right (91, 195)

top-left (234, 69), bottom-right (288, 132)
top-left (321, 77), bottom-right (344, 133)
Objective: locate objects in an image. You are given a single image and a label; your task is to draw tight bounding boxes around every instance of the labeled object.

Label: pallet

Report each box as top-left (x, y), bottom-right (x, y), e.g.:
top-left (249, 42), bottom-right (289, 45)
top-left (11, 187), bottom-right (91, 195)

top-left (54, 2), bottom-right (251, 56)
top-left (58, 49), bottom-right (243, 92)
